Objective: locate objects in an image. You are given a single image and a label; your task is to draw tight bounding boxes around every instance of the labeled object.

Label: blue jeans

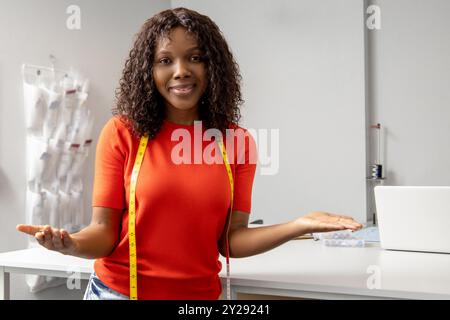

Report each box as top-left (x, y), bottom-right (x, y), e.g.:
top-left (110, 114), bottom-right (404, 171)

top-left (83, 272), bottom-right (129, 300)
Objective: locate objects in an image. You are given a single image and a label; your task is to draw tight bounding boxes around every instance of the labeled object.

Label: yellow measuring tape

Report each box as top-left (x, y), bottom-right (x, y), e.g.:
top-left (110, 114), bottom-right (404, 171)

top-left (128, 134), bottom-right (234, 300)
top-left (217, 138), bottom-right (234, 301)
top-left (128, 135), bottom-right (149, 300)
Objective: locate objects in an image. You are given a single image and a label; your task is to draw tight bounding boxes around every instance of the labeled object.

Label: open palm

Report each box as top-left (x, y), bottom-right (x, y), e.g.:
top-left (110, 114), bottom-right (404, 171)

top-left (295, 211), bottom-right (363, 234)
top-left (16, 224), bottom-right (77, 255)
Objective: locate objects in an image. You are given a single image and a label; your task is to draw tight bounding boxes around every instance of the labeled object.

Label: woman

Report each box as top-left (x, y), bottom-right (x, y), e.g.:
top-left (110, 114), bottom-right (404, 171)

top-left (17, 7), bottom-right (362, 300)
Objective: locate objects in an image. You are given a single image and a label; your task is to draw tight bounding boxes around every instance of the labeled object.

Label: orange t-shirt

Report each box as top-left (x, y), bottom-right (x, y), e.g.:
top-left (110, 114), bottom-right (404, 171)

top-left (92, 116), bottom-right (257, 299)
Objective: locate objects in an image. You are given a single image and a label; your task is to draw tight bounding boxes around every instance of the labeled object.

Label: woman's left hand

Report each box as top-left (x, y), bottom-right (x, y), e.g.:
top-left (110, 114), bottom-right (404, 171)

top-left (294, 211), bottom-right (363, 234)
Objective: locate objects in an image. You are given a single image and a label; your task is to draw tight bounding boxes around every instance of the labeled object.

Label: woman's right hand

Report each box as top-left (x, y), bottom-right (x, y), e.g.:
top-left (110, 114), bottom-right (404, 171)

top-left (16, 224), bottom-right (78, 256)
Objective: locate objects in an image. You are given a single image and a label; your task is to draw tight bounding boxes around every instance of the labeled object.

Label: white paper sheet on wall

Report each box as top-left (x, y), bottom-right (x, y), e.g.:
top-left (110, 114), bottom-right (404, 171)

top-left (22, 63), bottom-right (93, 293)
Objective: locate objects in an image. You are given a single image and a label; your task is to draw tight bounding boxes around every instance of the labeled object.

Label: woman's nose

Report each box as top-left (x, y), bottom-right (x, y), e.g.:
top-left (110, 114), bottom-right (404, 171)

top-left (173, 60), bottom-right (191, 79)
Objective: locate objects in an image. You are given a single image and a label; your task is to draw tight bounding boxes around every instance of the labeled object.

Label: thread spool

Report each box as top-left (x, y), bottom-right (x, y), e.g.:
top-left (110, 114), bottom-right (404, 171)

top-left (370, 164), bottom-right (383, 179)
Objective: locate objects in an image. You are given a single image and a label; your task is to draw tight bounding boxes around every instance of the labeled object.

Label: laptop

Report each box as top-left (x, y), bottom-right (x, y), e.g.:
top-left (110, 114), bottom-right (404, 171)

top-left (374, 186), bottom-right (450, 254)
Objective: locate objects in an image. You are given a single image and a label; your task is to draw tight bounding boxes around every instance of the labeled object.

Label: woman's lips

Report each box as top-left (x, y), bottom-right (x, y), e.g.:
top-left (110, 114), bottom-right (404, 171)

top-left (170, 84), bottom-right (195, 96)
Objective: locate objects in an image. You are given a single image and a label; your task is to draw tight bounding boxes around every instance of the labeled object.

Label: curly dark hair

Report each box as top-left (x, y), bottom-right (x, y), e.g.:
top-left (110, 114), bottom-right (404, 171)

top-left (112, 7), bottom-right (243, 139)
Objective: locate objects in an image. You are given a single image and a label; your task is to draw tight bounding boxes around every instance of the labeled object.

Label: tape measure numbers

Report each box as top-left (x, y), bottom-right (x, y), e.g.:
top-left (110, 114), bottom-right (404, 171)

top-left (128, 135), bottom-right (148, 300)
top-left (217, 138), bottom-right (234, 301)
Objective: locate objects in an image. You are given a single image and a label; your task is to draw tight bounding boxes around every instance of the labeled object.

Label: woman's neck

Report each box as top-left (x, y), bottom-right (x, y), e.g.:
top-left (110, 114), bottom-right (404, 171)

top-left (165, 106), bottom-right (200, 125)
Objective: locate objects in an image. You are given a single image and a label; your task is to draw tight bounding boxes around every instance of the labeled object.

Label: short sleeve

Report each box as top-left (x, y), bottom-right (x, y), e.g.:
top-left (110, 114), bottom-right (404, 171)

top-left (232, 129), bottom-right (257, 214)
top-left (92, 118), bottom-right (126, 209)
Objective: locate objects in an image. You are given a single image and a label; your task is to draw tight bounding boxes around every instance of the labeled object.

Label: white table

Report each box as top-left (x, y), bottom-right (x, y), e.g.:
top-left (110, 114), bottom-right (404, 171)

top-left (221, 240), bottom-right (450, 299)
top-left (0, 247), bottom-right (94, 299)
top-left (1, 240), bottom-right (450, 300)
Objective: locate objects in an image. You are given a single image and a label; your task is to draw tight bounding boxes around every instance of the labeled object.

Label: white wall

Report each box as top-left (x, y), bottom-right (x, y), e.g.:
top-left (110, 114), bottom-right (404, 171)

top-left (0, 0), bottom-right (170, 300)
top-left (365, 0), bottom-right (450, 221)
top-left (172, 0), bottom-right (367, 224)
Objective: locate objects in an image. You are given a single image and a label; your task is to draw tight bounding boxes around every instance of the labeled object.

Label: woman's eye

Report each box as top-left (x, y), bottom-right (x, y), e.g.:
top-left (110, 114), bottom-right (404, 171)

top-left (191, 55), bottom-right (202, 62)
top-left (159, 58), bottom-right (171, 65)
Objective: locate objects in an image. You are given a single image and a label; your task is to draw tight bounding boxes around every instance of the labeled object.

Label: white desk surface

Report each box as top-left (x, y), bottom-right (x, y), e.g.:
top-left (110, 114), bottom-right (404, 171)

top-left (221, 240), bottom-right (450, 299)
top-left (0, 247), bottom-right (94, 276)
top-left (1, 240), bottom-right (450, 299)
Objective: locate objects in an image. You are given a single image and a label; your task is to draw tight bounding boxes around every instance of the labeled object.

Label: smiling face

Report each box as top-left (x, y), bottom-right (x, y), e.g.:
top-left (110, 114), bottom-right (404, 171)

top-left (152, 26), bottom-right (208, 124)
